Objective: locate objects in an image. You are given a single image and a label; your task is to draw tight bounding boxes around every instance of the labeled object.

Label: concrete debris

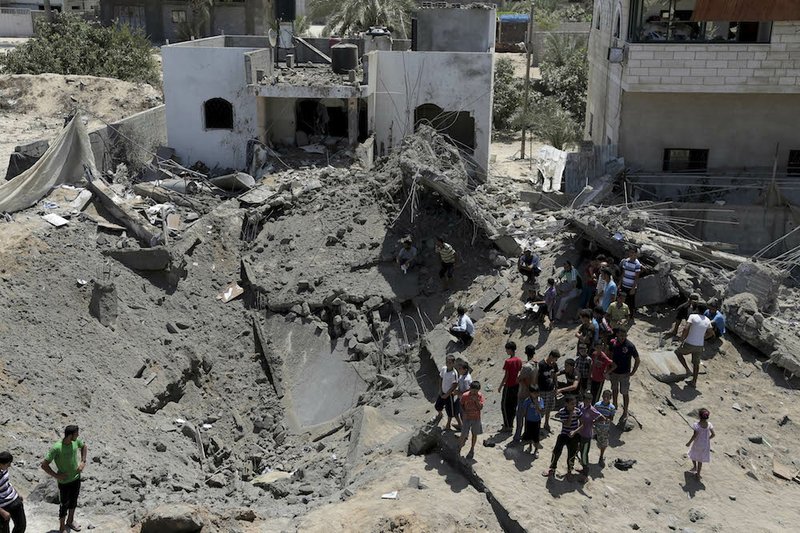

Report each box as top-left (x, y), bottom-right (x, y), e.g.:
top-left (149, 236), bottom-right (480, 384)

top-left (140, 504), bottom-right (204, 533)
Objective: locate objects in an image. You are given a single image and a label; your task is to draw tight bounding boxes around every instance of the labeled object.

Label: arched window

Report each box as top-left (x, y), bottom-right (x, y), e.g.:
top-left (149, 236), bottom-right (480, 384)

top-left (204, 98), bottom-right (233, 129)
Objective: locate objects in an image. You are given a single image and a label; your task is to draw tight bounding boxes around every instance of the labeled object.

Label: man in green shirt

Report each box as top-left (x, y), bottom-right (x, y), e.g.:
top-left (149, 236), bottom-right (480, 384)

top-left (607, 291), bottom-right (631, 329)
top-left (41, 425), bottom-right (87, 533)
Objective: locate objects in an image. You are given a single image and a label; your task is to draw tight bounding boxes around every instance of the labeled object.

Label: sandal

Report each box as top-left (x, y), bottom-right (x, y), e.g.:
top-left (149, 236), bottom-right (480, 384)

top-left (68, 523), bottom-right (82, 532)
top-left (542, 469), bottom-right (554, 477)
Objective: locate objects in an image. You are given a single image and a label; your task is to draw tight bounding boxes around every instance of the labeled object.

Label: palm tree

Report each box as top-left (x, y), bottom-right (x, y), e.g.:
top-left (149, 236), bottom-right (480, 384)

top-left (309, 0), bottom-right (415, 38)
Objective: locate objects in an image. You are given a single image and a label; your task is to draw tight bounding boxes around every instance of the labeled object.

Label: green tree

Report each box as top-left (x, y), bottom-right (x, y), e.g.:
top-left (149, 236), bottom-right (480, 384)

top-left (513, 95), bottom-right (581, 150)
top-left (177, 0), bottom-right (212, 41)
top-left (492, 57), bottom-right (521, 130)
top-left (308, 0), bottom-right (415, 38)
top-left (0, 14), bottom-right (159, 87)
top-left (537, 33), bottom-right (588, 122)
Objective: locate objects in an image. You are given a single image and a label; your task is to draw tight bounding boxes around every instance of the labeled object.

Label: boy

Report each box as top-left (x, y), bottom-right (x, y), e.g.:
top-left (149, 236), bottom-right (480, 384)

top-left (543, 395), bottom-right (582, 478)
top-left (514, 345), bottom-right (538, 443)
top-left (537, 350), bottom-right (561, 432)
top-left (41, 425), bottom-right (88, 533)
top-left (434, 355), bottom-right (459, 430)
top-left (575, 309), bottom-right (596, 348)
top-left (0, 451), bottom-right (26, 533)
top-left (499, 342), bottom-right (523, 433)
top-left (574, 344), bottom-right (592, 396)
top-left (521, 386), bottom-right (545, 456)
top-left (435, 237), bottom-right (457, 290)
top-left (577, 392), bottom-right (605, 473)
top-left (557, 358), bottom-right (580, 397)
top-left (589, 342), bottom-right (615, 403)
top-left (607, 290), bottom-right (631, 329)
top-left (459, 381), bottom-right (485, 458)
top-left (593, 390), bottom-right (617, 464)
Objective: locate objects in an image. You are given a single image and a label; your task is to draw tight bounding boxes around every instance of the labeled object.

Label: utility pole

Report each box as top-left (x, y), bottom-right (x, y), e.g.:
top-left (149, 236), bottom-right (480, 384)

top-left (520, 1), bottom-right (534, 159)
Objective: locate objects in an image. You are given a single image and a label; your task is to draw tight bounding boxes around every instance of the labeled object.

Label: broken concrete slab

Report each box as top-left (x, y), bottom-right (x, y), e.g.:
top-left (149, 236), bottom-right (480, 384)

top-left (471, 282), bottom-right (508, 315)
top-left (210, 172), bottom-right (256, 192)
top-left (89, 281), bottom-right (118, 327)
top-left (41, 213), bottom-right (69, 227)
top-left (252, 317), bottom-right (284, 399)
top-left (104, 247), bottom-right (172, 271)
top-left (636, 272), bottom-right (679, 307)
top-left (647, 349), bottom-right (690, 383)
top-left (87, 173), bottom-right (161, 247)
top-left (727, 261), bottom-right (786, 313)
top-left (132, 183), bottom-right (206, 212)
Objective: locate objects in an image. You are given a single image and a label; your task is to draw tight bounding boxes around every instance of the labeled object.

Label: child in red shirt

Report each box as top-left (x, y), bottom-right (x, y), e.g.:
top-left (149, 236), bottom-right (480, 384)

top-left (459, 381), bottom-right (485, 458)
top-left (590, 342), bottom-right (616, 403)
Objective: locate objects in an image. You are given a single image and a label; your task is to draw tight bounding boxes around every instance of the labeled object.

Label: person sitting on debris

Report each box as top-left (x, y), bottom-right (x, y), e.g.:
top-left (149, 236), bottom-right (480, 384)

top-left (517, 249), bottom-right (541, 284)
top-left (619, 248), bottom-right (642, 314)
top-left (396, 237), bottom-right (418, 273)
top-left (513, 346), bottom-right (539, 443)
top-left (458, 381), bottom-right (485, 458)
top-left (675, 303), bottom-right (711, 388)
top-left (704, 299), bottom-right (726, 339)
top-left (0, 450), bottom-right (27, 533)
top-left (599, 268), bottom-right (618, 312)
top-left (435, 237), bottom-right (457, 290)
top-left (434, 355), bottom-right (459, 430)
top-left (542, 395), bottom-right (582, 478)
top-left (608, 327), bottom-right (639, 422)
top-left (521, 386), bottom-right (545, 456)
top-left (557, 358), bottom-right (581, 397)
top-left (555, 261), bottom-right (581, 322)
top-left (41, 425), bottom-right (87, 533)
top-left (607, 290), bottom-right (631, 329)
top-left (670, 293), bottom-right (700, 337)
top-left (449, 306), bottom-right (475, 346)
top-left (538, 350), bottom-right (561, 433)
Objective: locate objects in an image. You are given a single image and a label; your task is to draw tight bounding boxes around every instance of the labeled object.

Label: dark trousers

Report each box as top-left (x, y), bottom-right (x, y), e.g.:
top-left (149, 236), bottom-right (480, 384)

top-left (579, 436), bottom-right (592, 467)
top-left (501, 384), bottom-right (519, 429)
top-left (448, 328), bottom-right (473, 346)
top-left (0, 497), bottom-right (26, 533)
top-left (591, 379), bottom-right (604, 404)
top-left (624, 288), bottom-right (636, 313)
top-left (58, 479), bottom-right (81, 519)
top-left (549, 433), bottom-right (580, 471)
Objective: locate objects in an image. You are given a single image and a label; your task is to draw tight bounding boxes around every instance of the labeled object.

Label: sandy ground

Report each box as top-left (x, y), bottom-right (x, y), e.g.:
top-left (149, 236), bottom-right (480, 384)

top-left (0, 73), bottom-right (162, 179)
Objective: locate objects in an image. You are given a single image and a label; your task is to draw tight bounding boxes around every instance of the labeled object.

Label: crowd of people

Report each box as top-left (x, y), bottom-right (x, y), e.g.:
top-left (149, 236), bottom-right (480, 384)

top-left (432, 246), bottom-right (725, 482)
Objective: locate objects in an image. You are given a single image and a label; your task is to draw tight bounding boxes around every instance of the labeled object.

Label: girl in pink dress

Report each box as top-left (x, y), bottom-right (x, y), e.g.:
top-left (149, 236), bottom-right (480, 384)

top-left (686, 408), bottom-right (715, 479)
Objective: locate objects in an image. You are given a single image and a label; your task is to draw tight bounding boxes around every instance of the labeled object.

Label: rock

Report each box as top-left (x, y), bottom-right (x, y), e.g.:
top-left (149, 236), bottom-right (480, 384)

top-left (408, 425), bottom-right (440, 455)
top-left (28, 480), bottom-right (60, 504)
top-left (252, 471), bottom-right (292, 497)
top-left (154, 441), bottom-right (167, 452)
top-left (408, 476), bottom-right (420, 489)
top-left (206, 473), bottom-right (227, 488)
top-left (748, 435), bottom-right (763, 444)
top-left (688, 508), bottom-right (707, 523)
top-left (375, 374), bottom-right (395, 390)
top-left (729, 495), bottom-right (736, 501)
top-left (140, 504), bottom-right (204, 533)
top-left (89, 281), bottom-right (118, 327)
top-left (297, 483), bottom-right (314, 495)
top-left (166, 323), bottom-right (179, 334)
top-left (233, 508), bottom-right (257, 522)
top-left (181, 422), bottom-right (201, 443)
top-left (778, 415), bottom-right (791, 426)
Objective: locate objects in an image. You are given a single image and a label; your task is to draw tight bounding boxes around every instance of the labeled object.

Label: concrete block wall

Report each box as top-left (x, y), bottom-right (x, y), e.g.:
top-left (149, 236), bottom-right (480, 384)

top-left (0, 8), bottom-right (33, 37)
top-left (622, 22), bottom-right (800, 93)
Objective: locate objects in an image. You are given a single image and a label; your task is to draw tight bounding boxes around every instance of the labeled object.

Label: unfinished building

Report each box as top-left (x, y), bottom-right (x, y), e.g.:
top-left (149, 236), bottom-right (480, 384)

top-left (160, 4), bottom-right (496, 177)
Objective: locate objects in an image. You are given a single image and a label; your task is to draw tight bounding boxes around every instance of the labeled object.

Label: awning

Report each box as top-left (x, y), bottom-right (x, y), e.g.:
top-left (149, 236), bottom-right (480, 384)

top-left (692, 0), bottom-right (800, 22)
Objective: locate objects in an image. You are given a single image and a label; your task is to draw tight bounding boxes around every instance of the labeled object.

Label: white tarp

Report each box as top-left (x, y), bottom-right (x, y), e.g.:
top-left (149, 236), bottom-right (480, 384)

top-left (533, 145), bottom-right (567, 193)
top-left (0, 115), bottom-right (97, 213)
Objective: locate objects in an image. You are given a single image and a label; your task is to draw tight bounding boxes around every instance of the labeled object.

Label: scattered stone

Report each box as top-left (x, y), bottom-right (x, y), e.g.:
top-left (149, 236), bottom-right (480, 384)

top-left (729, 495), bottom-right (736, 501)
top-left (732, 403), bottom-right (742, 412)
top-left (206, 473), bottom-right (227, 488)
top-left (154, 441), bottom-right (167, 452)
top-left (688, 508), bottom-right (707, 523)
top-left (166, 323), bottom-right (179, 334)
top-left (408, 475), bottom-right (420, 489)
top-left (140, 504), bottom-right (204, 533)
top-left (408, 425), bottom-right (440, 455)
top-left (748, 435), bottom-right (763, 444)
top-left (28, 480), bottom-right (60, 504)
top-left (297, 484), bottom-right (314, 495)
top-left (778, 415), bottom-right (791, 426)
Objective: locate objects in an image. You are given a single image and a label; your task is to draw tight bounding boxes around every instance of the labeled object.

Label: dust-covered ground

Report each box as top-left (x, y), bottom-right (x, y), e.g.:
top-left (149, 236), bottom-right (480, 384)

top-left (0, 74), bottom-right (162, 178)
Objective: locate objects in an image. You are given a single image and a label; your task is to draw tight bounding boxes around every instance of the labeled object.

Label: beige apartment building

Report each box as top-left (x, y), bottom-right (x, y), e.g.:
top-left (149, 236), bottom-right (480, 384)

top-left (586, 0), bottom-right (800, 177)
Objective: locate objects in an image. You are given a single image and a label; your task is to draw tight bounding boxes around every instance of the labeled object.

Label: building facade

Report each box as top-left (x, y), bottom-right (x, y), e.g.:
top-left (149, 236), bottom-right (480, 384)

top-left (586, 0), bottom-right (800, 176)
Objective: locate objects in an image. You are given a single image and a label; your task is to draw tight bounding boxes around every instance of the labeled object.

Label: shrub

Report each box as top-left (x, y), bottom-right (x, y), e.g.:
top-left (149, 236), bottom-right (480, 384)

top-left (537, 33), bottom-right (589, 122)
top-left (513, 95), bottom-right (581, 151)
top-left (493, 57), bottom-right (521, 130)
top-left (0, 14), bottom-right (159, 87)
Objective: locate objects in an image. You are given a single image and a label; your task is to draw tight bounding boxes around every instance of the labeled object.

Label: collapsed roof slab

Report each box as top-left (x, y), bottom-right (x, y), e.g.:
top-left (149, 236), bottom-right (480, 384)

top-left (251, 84), bottom-right (369, 99)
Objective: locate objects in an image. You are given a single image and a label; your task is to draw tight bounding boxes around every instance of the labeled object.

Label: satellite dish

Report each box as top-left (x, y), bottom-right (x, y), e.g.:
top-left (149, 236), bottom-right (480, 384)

top-left (268, 28), bottom-right (277, 48)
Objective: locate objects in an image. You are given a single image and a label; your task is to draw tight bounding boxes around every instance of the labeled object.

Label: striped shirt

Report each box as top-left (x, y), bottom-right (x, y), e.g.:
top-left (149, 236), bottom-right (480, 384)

top-left (620, 258), bottom-right (642, 289)
top-left (594, 400), bottom-right (616, 421)
top-left (555, 406), bottom-right (582, 435)
top-left (0, 469), bottom-right (19, 508)
top-left (437, 243), bottom-right (456, 263)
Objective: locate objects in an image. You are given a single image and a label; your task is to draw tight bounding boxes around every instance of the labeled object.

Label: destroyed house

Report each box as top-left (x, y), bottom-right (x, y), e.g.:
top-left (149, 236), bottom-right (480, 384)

top-left (585, 0), bottom-right (800, 180)
top-left (160, 4), bottom-right (495, 177)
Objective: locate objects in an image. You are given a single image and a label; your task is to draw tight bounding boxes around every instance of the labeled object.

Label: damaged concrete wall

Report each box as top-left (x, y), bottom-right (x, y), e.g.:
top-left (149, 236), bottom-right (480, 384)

top-left (369, 51), bottom-right (494, 176)
top-left (162, 40), bottom-right (260, 170)
top-left (415, 7), bottom-right (496, 53)
top-left (260, 97), bottom-right (297, 146)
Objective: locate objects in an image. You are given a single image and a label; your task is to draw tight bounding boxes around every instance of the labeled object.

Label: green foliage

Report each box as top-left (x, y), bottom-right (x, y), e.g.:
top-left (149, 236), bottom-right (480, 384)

top-left (177, 0), bottom-right (212, 41)
top-left (0, 14), bottom-right (159, 86)
top-left (293, 15), bottom-right (311, 36)
top-left (513, 95), bottom-right (581, 150)
top-left (537, 33), bottom-right (588, 122)
top-left (309, 0), bottom-right (415, 38)
top-left (492, 57), bottom-right (521, 130)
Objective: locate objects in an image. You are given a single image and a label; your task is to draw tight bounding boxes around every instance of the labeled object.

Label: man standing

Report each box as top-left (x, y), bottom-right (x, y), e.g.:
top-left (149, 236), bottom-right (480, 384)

top-left (537, 350), bottom-right (561, 432)
top-left (517, 249), bottom-right (540, 284)
top-left (434, 355), bottom-right (459, 430)
top-left (599, 268), bottom-right (617, 312)
top-left (670, 293), bottom-right (700, 336)
top-left (498, 342), bottom-right (523, 433)
top-left (619, 248), bottom-right (642, 314)
top-left (513, 345), bottom-right (538, 442)
top-left (41, 425), bottom-right (87, 533)
top-left (555, 261), bottom-right (580, 321)
top-left (396, 237), bottom-right (418, 273)
top-left (606, 290), bottom-right (631, 329)
top-left (704, 299), bottom-right (726, 339)
top-left (0, 451), bottom-right (26, 533)
top-left (675, 303), bottom-right (711, 388)
top-left (449, 306), bottom-right (475, 346)
top-left (608, 327), bottom-right (639, 422)
top-left (435, 237), bottom-right (457, 290)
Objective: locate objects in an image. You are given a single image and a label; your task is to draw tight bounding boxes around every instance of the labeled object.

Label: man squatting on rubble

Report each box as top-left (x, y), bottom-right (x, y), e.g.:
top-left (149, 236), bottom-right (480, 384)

top-left (396, 236), bottom-right (418, 273)
top-left (41, 425), bottom-right (87, 533)
top-left (449, 306), bottom-right (475, 346)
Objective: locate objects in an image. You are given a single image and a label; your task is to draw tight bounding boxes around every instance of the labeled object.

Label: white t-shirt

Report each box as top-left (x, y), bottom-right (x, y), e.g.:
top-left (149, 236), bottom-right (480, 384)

top-left (685, 314), bottom-right (711, 346)
top-left (440, 366), bottom-right (458, 394)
